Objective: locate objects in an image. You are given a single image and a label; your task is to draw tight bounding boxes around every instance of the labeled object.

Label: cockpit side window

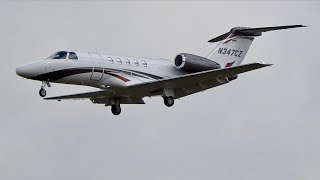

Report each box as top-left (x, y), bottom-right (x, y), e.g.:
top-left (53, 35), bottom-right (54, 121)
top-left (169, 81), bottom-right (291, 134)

top-left (68, 52), bottom-right (78, 60)
top-left (50, 51), bottom-right (68, 59)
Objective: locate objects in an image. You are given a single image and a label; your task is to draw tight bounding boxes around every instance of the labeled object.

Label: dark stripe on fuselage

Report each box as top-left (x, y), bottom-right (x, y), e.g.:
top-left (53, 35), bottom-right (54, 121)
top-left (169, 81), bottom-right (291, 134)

top-left (127, 69), bottom-right (164, 80)
top-left (90, 67), bottom-right (163, 80)
top-left (105, 72), bottom-right (130, 82)
top-left (31, 67), bottom-right (164, 82)
top-left (31, 68), bottom-right (92, 81)
top-left (102, 68), bottom-right (151, 80)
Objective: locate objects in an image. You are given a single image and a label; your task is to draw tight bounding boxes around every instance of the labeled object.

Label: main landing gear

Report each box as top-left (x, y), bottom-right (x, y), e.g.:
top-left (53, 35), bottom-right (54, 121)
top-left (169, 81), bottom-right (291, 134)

top-left (111, 104), bottom-right (121, 115)
top-left (109, 97), bottom-right (122, 116)
top-left (39, 81), bottom-right (50, 97)
top-left (108, 96), bottom-right (174, 115)
top-left (163, 96), bottom-right (174, 107)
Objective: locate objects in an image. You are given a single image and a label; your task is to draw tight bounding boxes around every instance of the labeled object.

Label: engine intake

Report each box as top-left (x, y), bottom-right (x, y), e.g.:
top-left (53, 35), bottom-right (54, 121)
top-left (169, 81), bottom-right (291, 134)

top-left (174, 53), bottom-right (221, 73)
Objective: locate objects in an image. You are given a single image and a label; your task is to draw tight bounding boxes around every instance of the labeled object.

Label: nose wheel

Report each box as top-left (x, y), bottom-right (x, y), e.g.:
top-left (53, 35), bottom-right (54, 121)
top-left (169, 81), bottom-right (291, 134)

top-left (39, 88), bottom-right (46, 97)
top-left (111, 104), bottom-right (121, 115)
top-left (163, 96), bottom-right (174, 107)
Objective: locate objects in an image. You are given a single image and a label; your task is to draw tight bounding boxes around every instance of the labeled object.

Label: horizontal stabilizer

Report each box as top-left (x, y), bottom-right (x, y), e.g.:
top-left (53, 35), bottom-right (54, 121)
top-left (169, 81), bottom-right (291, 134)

top-left (208, 25), bottom-right (306, 43)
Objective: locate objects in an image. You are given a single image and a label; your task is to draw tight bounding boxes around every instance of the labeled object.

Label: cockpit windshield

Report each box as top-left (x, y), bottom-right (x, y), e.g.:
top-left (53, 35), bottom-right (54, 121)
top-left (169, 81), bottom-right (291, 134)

top-left (48, 51), bottom-right (78, 60)
top-left (50, 51), bottom-right (68, 59)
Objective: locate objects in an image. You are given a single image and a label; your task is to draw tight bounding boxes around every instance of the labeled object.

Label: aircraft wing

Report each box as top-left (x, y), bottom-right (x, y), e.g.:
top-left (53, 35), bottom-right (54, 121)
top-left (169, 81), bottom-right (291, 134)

top-left (44, 90), bottom-right (113, 100)
top-left (45, 63), bottom-right (270, 102)
top-left (129, 63), bottom-right (272, 91)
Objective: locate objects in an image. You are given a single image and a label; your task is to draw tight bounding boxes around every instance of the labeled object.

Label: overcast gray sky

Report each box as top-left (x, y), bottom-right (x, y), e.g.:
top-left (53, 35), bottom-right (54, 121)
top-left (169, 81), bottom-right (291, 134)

top-left (0, 1), bottom-right (319, 180)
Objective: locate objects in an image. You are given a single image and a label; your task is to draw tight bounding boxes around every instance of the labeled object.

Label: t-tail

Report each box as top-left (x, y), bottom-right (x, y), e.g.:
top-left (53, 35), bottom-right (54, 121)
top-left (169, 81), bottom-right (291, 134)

top-left (206, 25), bottom-right (305, 68)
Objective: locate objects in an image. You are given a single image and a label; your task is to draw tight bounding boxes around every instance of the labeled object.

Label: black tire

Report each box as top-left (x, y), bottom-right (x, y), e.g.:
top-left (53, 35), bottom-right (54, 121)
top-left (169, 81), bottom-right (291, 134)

top-left (111, 105), bottom-right (121, 115)
top-left (39, 88), bottom-right (46, 97)
top-left (164, 96), bottom-right (174, 107)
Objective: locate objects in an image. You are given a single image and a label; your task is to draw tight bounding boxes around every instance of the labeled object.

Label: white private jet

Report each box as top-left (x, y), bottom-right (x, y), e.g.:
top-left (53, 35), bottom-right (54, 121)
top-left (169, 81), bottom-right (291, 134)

top-left (16, 25), bottom-right (304, 115)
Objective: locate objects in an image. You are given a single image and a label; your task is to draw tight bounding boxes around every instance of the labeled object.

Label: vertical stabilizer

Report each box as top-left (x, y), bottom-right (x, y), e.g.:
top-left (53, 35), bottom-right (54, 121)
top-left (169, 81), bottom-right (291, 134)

top-left (206, 34), bottom-right (254, 68)
top-left (206, 25), bottom-right (305, 68)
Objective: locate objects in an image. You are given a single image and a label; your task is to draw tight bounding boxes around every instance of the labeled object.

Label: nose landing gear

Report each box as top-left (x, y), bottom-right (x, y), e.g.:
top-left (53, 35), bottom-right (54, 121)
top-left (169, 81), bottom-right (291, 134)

top-left (39, 88), bottom-right (46, 97)
top-left (39, 81), bottom-right (51, 97)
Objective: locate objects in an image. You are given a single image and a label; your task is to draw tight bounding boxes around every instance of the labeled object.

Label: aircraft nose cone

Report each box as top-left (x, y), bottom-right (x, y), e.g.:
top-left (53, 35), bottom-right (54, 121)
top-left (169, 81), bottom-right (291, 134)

top-left (16, 65), bottom-right (33, 79)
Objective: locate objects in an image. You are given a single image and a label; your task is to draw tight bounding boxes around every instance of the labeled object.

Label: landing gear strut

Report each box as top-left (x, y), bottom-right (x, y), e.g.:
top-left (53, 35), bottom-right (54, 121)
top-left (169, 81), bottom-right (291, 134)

top-left (111, 104), bottom-right (121, 115)
top-left (163, 96), bottom-right (174, 107)
top-left (39, 81), bottom-right (50, 97)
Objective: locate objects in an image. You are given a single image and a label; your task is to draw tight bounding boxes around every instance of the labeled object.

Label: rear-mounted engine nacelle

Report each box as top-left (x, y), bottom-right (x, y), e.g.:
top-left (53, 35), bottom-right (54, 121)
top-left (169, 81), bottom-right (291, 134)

top-left (174, 53), bottom-right (221, 73)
